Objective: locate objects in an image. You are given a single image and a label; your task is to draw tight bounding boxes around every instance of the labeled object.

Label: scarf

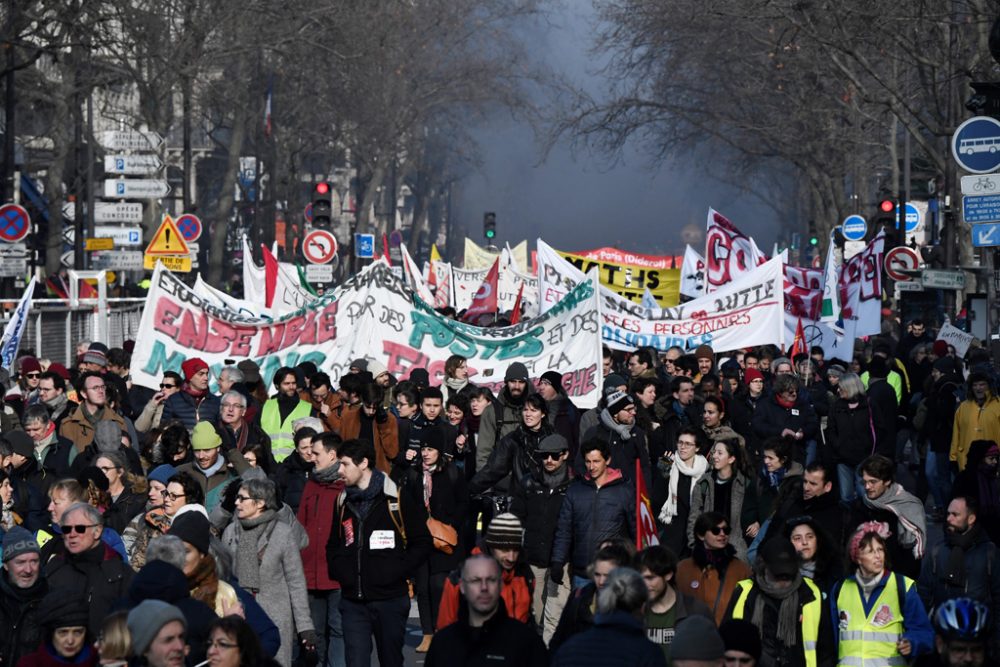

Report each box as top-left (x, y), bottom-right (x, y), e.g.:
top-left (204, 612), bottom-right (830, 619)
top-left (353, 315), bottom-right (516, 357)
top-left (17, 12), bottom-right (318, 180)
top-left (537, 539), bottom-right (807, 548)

top-left (188, 552), bottom-right (220, 609)
top-left (854, 570), bottom-right (884, 603)
top-left (799, 560), bottom-right (817, 581)
top-left (862, 482), bottom-right (927, 558)
top-left (943, 524), bottom-right (984, 588)
top-left (44, 392), bottom-right (68, 416)
top-left (184, 384), bottom-right (207, 399)
top-left (311, 462), bottom-right (341, 484)
top-left (235, 509), bottom-right (277, 591)
top-left (775, 393), bottom-right (796, 410)
top-left (445, 377), bottom-right (468, 393)
top-left (752, 569), bottom-right (802, 649)
top-left (763, 464), bottom-right (787, 489)
top-left (692, 541), bottom-right (735, 574)
top-left (599, 408), bottom-right (632, 440)
top-left (660, 455), bottom-right (708, 524)
top-left (196, 454), bottom-right (226, 478)
top-left (346, 469), bottom-right (386, 519)
top-left (672, 400), bottom-right (690, 424)
top-left (34, 423), bottom-right (57, 461)
top-left (543, 465), bottom-right (569, 490)
top-left (422, 462), bottom-right (438, 509)
top-left (82, 404), bottom-right (105, 426)
top-left (1, 499), bottom-right (16, 530)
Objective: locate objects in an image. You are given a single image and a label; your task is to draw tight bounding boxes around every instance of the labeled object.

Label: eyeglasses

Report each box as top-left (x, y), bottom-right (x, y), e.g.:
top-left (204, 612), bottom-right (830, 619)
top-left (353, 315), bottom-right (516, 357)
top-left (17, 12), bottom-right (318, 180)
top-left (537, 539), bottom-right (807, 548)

top-left (538, 451), bottom-right (567, 461)
top-left (708, 525), bottom-right (732, 536)
top-left (677, 440), bottom-right (698, 448)
top-left (97, 466), bottom-right (118, 473)
top-left (25, 372), bottom-right (40, 378)
top-left (162, 491), bottom-right (185, 501)
top-left (206, 640), bottom-right (238, 651)
top-left (235, 495), bottom-right (255, 503)
top-left (160, 383), bottom-right (177, 389)
top-left (61, 524), bottom-right (97, 534)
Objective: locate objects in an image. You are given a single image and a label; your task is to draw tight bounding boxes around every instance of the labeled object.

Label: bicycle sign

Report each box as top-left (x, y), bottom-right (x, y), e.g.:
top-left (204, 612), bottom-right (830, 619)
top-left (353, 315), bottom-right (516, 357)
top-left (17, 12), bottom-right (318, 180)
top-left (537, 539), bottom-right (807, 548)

top-left (961, 173), bottom-right (1000, 195)
top-left (952, 116), bottom-right (1000, 174)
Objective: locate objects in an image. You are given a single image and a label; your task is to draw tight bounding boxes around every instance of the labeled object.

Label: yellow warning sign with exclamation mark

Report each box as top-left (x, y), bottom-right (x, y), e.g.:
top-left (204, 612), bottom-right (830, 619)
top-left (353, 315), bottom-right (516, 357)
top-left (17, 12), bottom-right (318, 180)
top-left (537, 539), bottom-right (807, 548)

top-left (144, 215), bottom-right (193, 272)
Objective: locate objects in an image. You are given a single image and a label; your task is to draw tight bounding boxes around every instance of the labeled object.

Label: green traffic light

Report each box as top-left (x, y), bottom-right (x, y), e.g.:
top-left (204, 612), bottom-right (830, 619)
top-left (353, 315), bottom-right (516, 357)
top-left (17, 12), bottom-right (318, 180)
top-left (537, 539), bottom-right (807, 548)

top-left (809, 237), bottom-right (819, 246)
top-left (485, 230), bottom-right (495, 239)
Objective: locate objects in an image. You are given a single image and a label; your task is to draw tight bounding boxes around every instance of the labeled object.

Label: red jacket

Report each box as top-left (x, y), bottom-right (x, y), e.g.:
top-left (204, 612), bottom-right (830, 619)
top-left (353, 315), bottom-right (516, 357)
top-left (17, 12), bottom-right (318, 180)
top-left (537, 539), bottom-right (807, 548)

top-left (297, 473), bottom-right (345, 590)
top-left (436, 546), bottom-right (534, 630)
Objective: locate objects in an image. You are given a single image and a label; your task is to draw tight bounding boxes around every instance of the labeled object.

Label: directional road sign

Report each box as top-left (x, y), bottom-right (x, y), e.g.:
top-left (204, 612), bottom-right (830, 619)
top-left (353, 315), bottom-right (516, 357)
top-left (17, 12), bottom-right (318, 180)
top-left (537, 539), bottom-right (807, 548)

top-left (921, 269), bottom-right (966, 290)
top-left (0, 204), bottom-right (31, 243)
top-left (963, 194), bottom-right (1000, 224)
top-left (884, 246), bottom-right (920, 281)
top-left (104, 179), bottom-right (171, 199)
top-left (952, 116), bottom-right (1000, 174)
top-left (175, 214), bottom-right (203, 243)
top-left (85, 238), bottom-right (114, 251)
top-left (305, 264), bottom-right (334, 283)
top-left (104, 155), bottom-right (164, 175)
top-left (62, 202), bottom-right (144, 223)
top-left (64, 225), bottom-right (142, 247)
top-left (143, 255), bottom-right (192, 272)
top-left (92, 251), bottom-right (143, 271)
top-left (841, 215), bottom-right (867, 242)
top-left (354, 233), bottom-right (375, 259)
top-left (303, 229), bottom-right (338, 264)
top-left (99, 129), bottom-right (164, 152)
top-left (972, 222), bottom-right (1000, 247)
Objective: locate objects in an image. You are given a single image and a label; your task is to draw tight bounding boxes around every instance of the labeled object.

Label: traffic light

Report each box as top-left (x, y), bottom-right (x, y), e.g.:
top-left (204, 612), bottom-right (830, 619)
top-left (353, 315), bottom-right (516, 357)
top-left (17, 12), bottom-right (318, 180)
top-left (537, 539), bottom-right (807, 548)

top-left (312, 182), bottom-right (333, 228)
top-left (483, 212), bottom-right (496, 240)
top-left (809, 235), bottom-right (819, 247)
top-left (873, 198), bottom-right (896, 232)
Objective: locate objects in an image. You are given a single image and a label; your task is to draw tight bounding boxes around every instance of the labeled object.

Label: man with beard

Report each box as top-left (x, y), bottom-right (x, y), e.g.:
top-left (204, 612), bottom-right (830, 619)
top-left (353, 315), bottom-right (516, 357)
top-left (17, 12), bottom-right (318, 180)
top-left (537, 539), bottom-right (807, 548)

top-left (0, 527), bottom-right (48, 667)
top-left (160, 358), bottom-right (221, 432)
top-left (918, 496), bottom-right (1000, 653)
top-left (475, 362), bottom-right (533, 470)
top-left (260, 366), bottom-right (314, 463)
top-left (37, 371), bottom-right (77, 430)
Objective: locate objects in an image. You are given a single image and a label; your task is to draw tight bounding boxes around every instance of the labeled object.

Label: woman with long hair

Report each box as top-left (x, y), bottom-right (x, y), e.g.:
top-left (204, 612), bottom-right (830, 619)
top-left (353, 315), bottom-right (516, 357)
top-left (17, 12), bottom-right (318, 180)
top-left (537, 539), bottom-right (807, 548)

top-left (95, 451), bottom-right (147, 534)
top-left (784, 515), bottom-right (844, 594)
top-left (168, 511), bottom-right (241, 617)
top-left (443, 354), bottom-right (473, 399)
top-left (687, 439), bottom-right (760, 560)
top-left (700, 396), bottom-right (745, 455)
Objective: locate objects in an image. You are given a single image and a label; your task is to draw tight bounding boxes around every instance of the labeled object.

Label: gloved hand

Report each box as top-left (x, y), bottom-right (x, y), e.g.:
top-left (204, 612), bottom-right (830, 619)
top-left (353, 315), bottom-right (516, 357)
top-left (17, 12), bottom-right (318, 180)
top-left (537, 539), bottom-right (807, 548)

top-left (549, 563), bottom-right (565, 586)
top-left (298, 630), bottom-right (317, 648)
top-left (220, 480), bottom-right (241, 514)
top-left (656, 454), bottom-right (674, 479)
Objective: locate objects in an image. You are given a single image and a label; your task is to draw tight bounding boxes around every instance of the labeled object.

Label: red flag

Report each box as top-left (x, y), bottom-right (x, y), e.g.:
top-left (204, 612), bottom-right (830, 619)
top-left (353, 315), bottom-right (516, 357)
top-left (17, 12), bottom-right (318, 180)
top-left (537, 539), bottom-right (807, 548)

top-left (790, 316), bottom-right (806, 359)
top-left (462, 258), bottom-right (499, 322)
top-left (261, 244), bottom-right (279, 308)
top-left (382, 233), bottom-right (391, 266)
top-left (635, 459), bottom-right (660, 550)
top-left (509, 282), bottom-right (525, 325)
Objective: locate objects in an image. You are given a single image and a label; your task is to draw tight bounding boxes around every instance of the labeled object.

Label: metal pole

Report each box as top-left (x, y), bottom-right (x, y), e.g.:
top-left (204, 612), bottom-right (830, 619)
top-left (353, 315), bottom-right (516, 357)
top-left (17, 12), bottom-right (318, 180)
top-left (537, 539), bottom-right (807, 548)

top-left (2, 0), bottom-right (16, 203)
top-left (85, 92), bottom-right (94, 269)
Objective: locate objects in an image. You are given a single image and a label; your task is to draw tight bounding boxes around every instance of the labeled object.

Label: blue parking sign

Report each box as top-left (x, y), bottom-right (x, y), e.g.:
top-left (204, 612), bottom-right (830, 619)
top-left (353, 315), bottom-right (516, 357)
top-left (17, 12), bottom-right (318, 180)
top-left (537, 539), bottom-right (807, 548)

top-left (355, 233), bottom-right (375, 258)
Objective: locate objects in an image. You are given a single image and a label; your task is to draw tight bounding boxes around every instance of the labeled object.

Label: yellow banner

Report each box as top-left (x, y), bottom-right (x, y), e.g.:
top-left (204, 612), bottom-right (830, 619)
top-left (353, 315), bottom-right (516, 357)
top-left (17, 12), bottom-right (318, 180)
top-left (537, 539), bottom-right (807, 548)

top-left (464, 238), bottom-right (528, 272)
top-left (555, 248), bottom-right (680, 306)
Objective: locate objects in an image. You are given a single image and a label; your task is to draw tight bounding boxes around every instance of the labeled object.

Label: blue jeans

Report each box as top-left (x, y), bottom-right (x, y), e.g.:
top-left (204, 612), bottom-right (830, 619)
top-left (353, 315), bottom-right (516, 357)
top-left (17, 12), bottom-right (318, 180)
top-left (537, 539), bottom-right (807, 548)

top-left (805, 439), bottom-right (818, 466)
top-left (308, 589), bottom-right (345, 667)
top-left (837, 463), bottom-right (861, 506)
top-left (925, 450), bottom-right (952, 510)
top-left (339, 594), bottom-right (409, 667)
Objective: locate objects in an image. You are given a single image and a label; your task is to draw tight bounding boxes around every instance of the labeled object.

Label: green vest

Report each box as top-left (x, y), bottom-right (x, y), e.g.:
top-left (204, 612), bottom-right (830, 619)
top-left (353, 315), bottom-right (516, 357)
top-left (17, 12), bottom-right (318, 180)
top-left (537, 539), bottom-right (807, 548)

top-left (261, 398), bottom-right (312, 462)
top-left (834, 573), bottom-right (911, 667)
top-left (731, 577), bottom-right (822, 667)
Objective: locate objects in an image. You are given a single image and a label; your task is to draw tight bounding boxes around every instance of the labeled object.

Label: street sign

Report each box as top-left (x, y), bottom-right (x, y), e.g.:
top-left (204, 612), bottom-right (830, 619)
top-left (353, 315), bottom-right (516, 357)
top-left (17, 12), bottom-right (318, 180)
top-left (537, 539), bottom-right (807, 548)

top-left (303, 229), bottom-right (338, 264)
top-left (64, 225), bottom-right (142, 247)
top-left (921, 269), bottom-right (966, 290)
top-left (354, 233), bottom-right (375, 259)
top-left (952, 116), bottom-right (1000, 174)
top-left (972, 222), bottom-right (1000, 247)
top-left (99, 129), bottom-right (164, 152)
top-left (92, 251), bottom-right (143, 270)
top-left (0, 204), bottom-right (31, 243)
top-left (60, 251), bottom-right (73, 268)
top-left (143, 255), bottom-right (192, 272)
top-left (303, 203), bottom-right (313, 223)
top-left (0, 257), bottom-right (26, 277)
top-left (962, 194), bottom-right (1000, 224)
top-left (841, 215), bottom-right (867, 242)
top-left (961, 173), bottom-right (1000, 195)
top-left (0, 243), bottom-right (27, 258)
top-left (897, 281), bottom-right (924, 292)
top-left (104, 179), bottom-right (171, 199)
top-left (305, 264), bottom-right (334, 283)
top-left (901, 203), bottom-right (921, 232)
top-left (175, 214), bottom-right (203, 242)
top-left (85, 238), bottom-right (114, 251)
top-left (884, 246), bottom-right (920, 281)
top-left (104, 154), bottom-right (164, 175)
top-left (63, 202), bottom-right (144, 223)
top-left (145, 216), bottom-right (190, 256)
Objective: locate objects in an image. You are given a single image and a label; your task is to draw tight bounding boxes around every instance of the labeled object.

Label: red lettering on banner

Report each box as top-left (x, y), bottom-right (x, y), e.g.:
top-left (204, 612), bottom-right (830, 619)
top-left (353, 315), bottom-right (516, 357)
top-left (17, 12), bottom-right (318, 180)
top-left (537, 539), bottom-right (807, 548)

top-left (176, 309), bottom-right (208, 350)
top-left (155, 298), bottom-right (182, 338)
top-left (257, 324), bottom-right (286, 356)
top-left (317, 304), bottom-right (338, 343)
top-left (299, 311), bottom-right (318, 345)
top-left (231, 329), bottom-right (255, 357)
top-left (283, 315), bottom-right (306, 347)
top-left (206, 320), bottom-right (237, 353)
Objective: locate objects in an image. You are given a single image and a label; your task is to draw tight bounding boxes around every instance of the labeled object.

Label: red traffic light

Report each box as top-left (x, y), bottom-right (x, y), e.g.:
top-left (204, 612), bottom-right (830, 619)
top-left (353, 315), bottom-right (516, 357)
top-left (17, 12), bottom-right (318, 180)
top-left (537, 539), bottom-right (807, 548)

top-left (315, 182), bottom-right (330, 195)
top-left (879, 199), bottom-right (895, 213)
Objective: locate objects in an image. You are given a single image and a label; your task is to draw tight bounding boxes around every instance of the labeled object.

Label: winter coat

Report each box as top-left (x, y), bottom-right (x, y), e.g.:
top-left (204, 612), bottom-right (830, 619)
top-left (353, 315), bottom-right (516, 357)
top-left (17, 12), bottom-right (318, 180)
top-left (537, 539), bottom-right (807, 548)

top-left (551, 610), bottom-right (668, 667)
top-left (550, 581), bottom-right (598, 653)
top-left (296, 473), bottom-right (345, 591)
top-left (32, 434), bottom-right (73, 490)
top-left (436, 545), bottom-right (534, 630)
top-left (579, 419), bottom-right (651, 488)
top-left (676, 552), bottom-right (752, 625)
top-left (756, 461), bottom-right (803, 520)
top-left (0, 572), bottom-right (47, 667)
top-left (476, 384), bottom-right (534, 470)
top-left (509, 467), bottom-right (573, 567)
top-left (222, 515), bottom-right (314, 667)
top-left (175, 449), bottom-right (250, 513)
top-left (825, 397), bottom-right (891, 466)
top-left (951, 394), bottom-right (1000, 471)
top-left (121, 506), bottom-right (170, 572)
top-left (337, 407), bottom-right (399, 474)
top-left (133, 397), bottom-right (165, 433)
top-left (426, 598), bottom-right (548, 667)
top-left (272, 450), bottom-right (313, 514)
top-left (8, 466), bottom-right (48, 532)
top-left (751, 392), bottom-right (819, 456)
top-left (469, 422), bottom-right (554, 497)
top-left (15, 645), bottom-right (99, 667)
top-left (103, 482), bottom-right (148, 535)
top-left (551, 469), bottom-right (635, 576)
top-left (43, 542), bottom-right (134, 636)
top-left (160, 390), bottom-right (221, 431)
top-left (547, 394), bottom-right (581, 460)
top-left (687, 471), bottom-right (759, 561)
top-left (920, 374), bottom-right (961, 454)
top-left (403, 463), bottom-right (468, 574)
top-left (57, 405), bottom-right (127, 453)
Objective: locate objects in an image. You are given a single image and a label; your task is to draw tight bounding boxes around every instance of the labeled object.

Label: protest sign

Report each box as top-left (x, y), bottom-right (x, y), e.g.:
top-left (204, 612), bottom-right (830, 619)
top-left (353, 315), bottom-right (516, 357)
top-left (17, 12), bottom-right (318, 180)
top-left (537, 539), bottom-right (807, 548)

top-left (464, 238), bottom-right (529, 272)
top-left (680, 246), bottom-right (705, 298)
top-left (553, 246), bottom-right (681, 306)
top-left (704, 207), bottom-right (768, 292)
top-left (132, 261), bottom-right (604, 407)
top-left (936, 322), bottom-right (975, 358)
top-left (575, 246), bottom-right (680, 270)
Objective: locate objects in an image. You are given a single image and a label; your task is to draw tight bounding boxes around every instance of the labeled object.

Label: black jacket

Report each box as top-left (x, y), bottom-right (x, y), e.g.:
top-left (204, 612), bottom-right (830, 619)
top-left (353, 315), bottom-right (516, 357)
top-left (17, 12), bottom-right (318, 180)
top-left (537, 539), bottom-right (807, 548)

top-left (43, 542), bottom-right (134, 636)
top-left (425, 598), bottom-right (548, 667)
top-left (272, 449), bottom-right (313, 513)
top-left (509, 466), bottom-right (573, 567)
top-left (752, 392), bottom-right (819, 446)
top-left (103, 482), bottom-right (148, 535)
top-left (578, 419), bottom-right (651, 488)
top-left (825, 397), bottom-right (892, 466)
top-left (469, 422), bottom-right (554, 497)
top-left (551, 469), bottom-right (635, 575)
top-left (403, 462), bottom-right (469, 573)
top-left (0, 571), bottom-right (47, 667)
top-left (547, 394), bottom-right (581, 461)
top-left (327, 471), bottom-right (432, 601)
top-left (550, 581), bottom-right (598, 654)
top-left (920, 374), bottom-right (961, 454)
top-left (552, 610), bottom-right (668, 667)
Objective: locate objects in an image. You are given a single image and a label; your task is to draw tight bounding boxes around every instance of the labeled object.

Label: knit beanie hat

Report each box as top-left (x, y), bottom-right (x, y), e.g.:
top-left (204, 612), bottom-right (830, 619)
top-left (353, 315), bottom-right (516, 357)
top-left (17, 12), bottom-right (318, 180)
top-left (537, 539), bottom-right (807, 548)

top-left (128, 600), bottom-right (186, 656)
top-left (94, 420), bottom-right (123, 452)
top-left (18, 357), bottom-right (41, 375)
top-left (181, 358), bottom-right (208, 381)
top-left (932, 340), bottom-right (949, 357)
top-left (148, 464), bottom-right (178, 486)
top-left (606, 390), bottom-right (635, 414)
top-left (848, 521), bottom-right (892, 564)
top-left (826, 364), bottom-right (846, 379)
top-left (932, 357), bottom-right (956, 374)
top-left (694, 344), bottom-right (715, 361)
top-left (36, 589), bottom-right (90, 630)
top-left (504, 362), bottom-right (529, 382)
top-left (367, 360), bottom-right (388, 380)
top-left (744, 368), bottom-right (764, 385)
top-left (540, 371), bottom-right (565, 394)
top-left (2, 526), bottom-right (39, 562)
top-left (47, 363), bottom-right (71, 381)
top-left (418, 426), bottom-right (445, 452)
top-left (191, 421), bottom-right (222, 450)
top-left (485, 513), bottom-right (523, 551)
top-left (167, 510), bottom-right (211, 555)
top-left (4, 430), bottom-right (34, 459)
top-left (408, 368), bottom-right (430, 386)
top-left (719, 619), bottom-right (762, 660)
top-left (603, 374), bottom-right (627, 395)
top-left (349, 359), bottom-right (368, 373)
top-left (236, 359), bottom-right (261, 384)
top-left (82, 342), bottom-right (109, 368)
top-left (671, 615), bottom-right (726, 660)
top-left (760, 538), bottom-right (799, 578)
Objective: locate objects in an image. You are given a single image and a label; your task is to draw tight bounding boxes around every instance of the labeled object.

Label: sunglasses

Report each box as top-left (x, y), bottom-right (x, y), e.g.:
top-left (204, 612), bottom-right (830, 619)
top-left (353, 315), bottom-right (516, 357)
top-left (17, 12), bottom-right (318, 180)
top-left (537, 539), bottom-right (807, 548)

top-left (160, 383), bottom-right (177, 389)
top-left (61, 524), bottom-right (97, 534)
top-left (25, 372), bottom-right (40, 378)
top-left (538, 451), bottom-right (567, 461)
top-left (709, 525), bottom-right (732, 536)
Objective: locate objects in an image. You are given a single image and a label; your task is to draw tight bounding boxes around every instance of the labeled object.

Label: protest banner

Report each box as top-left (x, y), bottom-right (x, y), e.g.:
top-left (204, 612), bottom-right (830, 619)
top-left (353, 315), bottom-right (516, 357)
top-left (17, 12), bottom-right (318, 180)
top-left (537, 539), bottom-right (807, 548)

top-left (132, 261), bottom-right (604, 407)
top-left (464, 238), bottom-right (529, 272)
top-left (575, 246), bottom-right (680, 270)
top-left (553, 246), bottom-right (681, 306)
top-left (704, 207), bottom-right (768, 292)
top-left (936, 322), bottom-right (975, 359)
top-left (680, 246), bottom-right (705, 299)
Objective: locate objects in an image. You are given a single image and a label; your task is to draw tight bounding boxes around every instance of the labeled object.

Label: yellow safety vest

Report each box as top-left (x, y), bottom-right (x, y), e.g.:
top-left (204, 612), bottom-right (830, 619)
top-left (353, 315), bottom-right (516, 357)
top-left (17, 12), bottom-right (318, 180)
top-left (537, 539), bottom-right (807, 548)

top-left (731, 577), bottom-right (822, 667)
top-left (834, 573), bottom-right (911, 667)
top-left (260, 398), bottom-right (312, 462)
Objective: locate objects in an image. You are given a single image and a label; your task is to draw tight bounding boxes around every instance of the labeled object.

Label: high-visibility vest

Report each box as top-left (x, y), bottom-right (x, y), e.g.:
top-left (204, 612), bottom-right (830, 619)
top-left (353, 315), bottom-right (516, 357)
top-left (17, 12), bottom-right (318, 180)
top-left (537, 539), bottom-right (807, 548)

top-left (730, 577), bottom-right (822, 667)
top-left (261, 398), bottom-right (312, 462)
top-left (834, 573), bottom-right (911, 667)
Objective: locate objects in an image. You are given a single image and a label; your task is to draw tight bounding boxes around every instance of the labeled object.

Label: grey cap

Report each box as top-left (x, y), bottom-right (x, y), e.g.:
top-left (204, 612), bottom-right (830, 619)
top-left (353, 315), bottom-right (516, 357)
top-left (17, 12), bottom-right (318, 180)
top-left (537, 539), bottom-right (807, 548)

top-left (127, 600), bottom-right (186, 656)
top-left (537, 434), bottom-right (570, 454)
top-left (94, 420), bottom-right (123, 452)
top-left (671, 615), bottom-right (726, 660)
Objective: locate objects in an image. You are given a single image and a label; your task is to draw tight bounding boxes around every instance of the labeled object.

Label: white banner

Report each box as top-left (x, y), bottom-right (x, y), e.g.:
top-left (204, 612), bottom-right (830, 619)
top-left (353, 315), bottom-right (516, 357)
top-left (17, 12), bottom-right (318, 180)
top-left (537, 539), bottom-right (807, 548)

top-left (0, 276), bottom-right (37, 369)
top-left (133, 262), bottom-right (604, 407)
top-left (240, 237), bottom-right (315, 315)
top-left (464, 238), bottom-right (529, 273)
top-left (680, 245), bottom-right (706, 299)
top-left (936, 322), bottom-right (974, 359)
top-left (399, 243), bottom-right (434, 304)
top-left (704, 208), bottom-right (768, 293)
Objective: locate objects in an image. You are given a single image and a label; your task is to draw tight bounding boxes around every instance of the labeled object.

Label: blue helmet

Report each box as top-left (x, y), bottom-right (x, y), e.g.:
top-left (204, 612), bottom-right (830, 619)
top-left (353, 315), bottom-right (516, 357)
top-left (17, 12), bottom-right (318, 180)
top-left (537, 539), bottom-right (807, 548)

top-left (933, 598), bottom-right (991, 641)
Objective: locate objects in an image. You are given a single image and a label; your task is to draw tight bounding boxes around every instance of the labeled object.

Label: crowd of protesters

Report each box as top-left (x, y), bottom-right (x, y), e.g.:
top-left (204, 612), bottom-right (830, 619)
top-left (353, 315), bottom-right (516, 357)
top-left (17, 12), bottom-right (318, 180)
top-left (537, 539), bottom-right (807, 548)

top-left (0, 320), bottom-right (997, 667)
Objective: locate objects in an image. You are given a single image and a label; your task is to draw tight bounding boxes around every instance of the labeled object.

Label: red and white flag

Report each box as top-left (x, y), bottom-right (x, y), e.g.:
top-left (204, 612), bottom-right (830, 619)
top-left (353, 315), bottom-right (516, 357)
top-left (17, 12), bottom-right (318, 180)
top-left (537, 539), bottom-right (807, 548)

top-left (636, 459), bottom-right (660, 550)
top-left (704, 208), bottom-right (768, 293)
top-left (790, 317), bottom-right (807, 358)
top-left (462, 258), bottom-right (499, 322)
top-left (261, 243), bottom-right (279, 308)
top-left (509, 281), bottom-right (525, 325)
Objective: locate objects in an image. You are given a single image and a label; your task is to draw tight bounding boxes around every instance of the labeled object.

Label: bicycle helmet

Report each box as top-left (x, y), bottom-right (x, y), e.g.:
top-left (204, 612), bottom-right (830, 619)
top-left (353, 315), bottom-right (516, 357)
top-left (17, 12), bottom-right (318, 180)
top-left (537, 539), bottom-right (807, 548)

top-left (932, 598), bottom-right (991, 641)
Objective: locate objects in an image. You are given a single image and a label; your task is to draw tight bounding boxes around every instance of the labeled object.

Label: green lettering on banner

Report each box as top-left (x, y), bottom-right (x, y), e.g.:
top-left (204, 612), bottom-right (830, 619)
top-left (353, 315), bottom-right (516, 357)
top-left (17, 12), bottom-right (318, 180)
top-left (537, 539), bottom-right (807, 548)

top-left (141, 340), bottom-right (187, 376)
top-left (409, 310), bottom-right (545, 359)
top-left (546, 280), bottom-right (594, 317)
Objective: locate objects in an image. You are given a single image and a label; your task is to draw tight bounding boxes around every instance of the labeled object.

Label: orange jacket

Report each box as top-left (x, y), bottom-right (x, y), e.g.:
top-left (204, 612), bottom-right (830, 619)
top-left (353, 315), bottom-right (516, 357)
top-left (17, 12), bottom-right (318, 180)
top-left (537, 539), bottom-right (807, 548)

top-left (675, 555), bottom-right (752, 625)
top-left (436, 547), bottom-right (534, 630)
top-left (335, 406), bottom-right (399, 474)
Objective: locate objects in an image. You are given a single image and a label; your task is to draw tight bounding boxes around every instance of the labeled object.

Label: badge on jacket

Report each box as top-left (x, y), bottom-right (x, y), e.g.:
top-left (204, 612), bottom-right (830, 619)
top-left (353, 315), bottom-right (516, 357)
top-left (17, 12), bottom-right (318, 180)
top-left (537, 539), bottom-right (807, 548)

top-left (370, 530), bottom-right (396, 550)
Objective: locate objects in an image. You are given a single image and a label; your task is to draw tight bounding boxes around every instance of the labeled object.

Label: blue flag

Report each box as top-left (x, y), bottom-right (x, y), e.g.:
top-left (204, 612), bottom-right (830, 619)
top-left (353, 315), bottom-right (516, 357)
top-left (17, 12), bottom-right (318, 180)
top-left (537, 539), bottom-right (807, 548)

top-left (1, 276), bottom-right (37, 369)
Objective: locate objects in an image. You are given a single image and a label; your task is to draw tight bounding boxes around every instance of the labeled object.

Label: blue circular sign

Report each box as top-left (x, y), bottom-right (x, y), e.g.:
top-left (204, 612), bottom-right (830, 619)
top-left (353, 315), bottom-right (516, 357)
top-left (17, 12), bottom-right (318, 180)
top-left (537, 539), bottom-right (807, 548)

top-left (903, 203), bottom-right (921, 233)
top-left (952, 116), bottom-right (1000, 174)
top-left (842, 214), bottom-right (867, 241)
